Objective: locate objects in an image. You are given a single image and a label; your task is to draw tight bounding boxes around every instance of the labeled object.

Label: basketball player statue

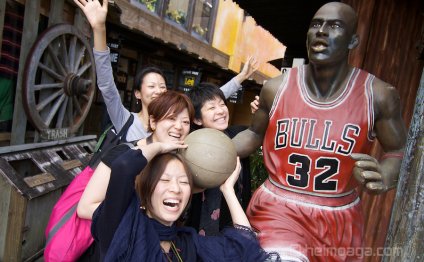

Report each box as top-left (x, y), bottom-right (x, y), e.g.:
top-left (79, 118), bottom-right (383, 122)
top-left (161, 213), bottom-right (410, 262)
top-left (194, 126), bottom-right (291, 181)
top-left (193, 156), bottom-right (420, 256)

top-left (233, 2), bottom-right (407, 261)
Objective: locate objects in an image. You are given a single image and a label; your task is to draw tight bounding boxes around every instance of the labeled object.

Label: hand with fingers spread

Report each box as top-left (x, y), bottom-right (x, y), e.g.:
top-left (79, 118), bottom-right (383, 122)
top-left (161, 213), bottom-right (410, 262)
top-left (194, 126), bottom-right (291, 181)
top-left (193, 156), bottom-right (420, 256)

top-left (234, 56), bottom-right (259, 84)
top-left (74, 0), bottom-right (108, 30)
top-left (351, 153), bottom-right (389, 194)
top-left (250, 95), bottom-right (259, 114)
top-left (74, 0), bottom-right (108, 50)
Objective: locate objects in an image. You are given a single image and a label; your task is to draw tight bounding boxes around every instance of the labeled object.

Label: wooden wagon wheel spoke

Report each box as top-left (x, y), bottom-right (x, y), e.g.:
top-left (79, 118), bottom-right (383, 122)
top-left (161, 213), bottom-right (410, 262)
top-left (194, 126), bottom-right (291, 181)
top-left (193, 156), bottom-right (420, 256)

top-left (23, 24), bottom-right (96, 134)
top-left (34, 83), bottom-right (63, 91)
top-left (61, 34), bottom-right (70, 72)
top-left (76, 62), bottom-right (92, 77)
top-left (67, 97), bottom-right (73, 126)
top-left (36, 89), bottom-right (64, 111)
top-left (56, 96), bottom-right (68, 128)
top-left (68, 35), bottom-right (77, 73)
top-left (45, 94), bottom-right (67, 126)
top-left (39, 62), bottom-right (65, 81)
top-left (46, 44), bottom-right (67, 76)
top-left (73, 46), bottom-right (86, 72)
top-left (72, 96), bottom-right (82, 115)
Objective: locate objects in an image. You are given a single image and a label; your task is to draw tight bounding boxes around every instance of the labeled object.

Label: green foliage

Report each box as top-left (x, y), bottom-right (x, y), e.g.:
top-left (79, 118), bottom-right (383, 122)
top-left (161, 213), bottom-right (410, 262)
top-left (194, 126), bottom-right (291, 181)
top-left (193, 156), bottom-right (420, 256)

top-left (166, 9), bottom-right (187, 25)
top-left (192, 24), bottom-right (208, 37)
top-left (250, 147), bottom-right (268, 192)
top-left (138, 0), bottom-right (157, 12)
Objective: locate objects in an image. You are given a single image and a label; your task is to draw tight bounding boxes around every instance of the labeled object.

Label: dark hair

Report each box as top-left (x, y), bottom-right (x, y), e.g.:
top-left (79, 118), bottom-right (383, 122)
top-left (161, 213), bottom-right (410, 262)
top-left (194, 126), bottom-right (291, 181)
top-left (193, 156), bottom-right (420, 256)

top-left (147, 90), bottom-right (195, 132)
top-left (136, 153), bottom-right (193, 214)
top-left (133, 66), bottom-right (167, 92)
top-left (186, 82), bottom-right (226, 129)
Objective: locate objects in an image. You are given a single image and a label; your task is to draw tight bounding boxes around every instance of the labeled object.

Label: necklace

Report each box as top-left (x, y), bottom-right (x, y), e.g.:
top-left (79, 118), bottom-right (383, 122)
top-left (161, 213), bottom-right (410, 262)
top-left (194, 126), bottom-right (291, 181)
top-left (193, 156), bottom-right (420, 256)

top-left (162, 241), bottom-right (183, 262)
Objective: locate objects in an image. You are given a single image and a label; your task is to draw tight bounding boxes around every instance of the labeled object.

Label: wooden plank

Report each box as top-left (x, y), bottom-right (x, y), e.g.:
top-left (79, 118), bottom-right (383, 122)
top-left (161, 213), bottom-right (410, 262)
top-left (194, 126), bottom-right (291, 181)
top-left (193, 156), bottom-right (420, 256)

top-left (10, 0), bottom-right (41, 145)
top-left (23, 172), bottom-right (56, 188)
top-left (0, 176), bottom-right (11, 258)
top-left (48, 0), bottom-right (64, 26)
top-left (0, 0), bottom-right (6, 58)
top-left (3, 187), bottom-right (26, 261)
top-left (61, 159), bottom-right (82, 170)
top-left (340, 1), bottom-right (424, 261)
top-left (0, 132), bottom-right (10, 142)
top-left (384, 69), bottom-right (424, 261)
top-left (0, 134), bottom-right (96, 154)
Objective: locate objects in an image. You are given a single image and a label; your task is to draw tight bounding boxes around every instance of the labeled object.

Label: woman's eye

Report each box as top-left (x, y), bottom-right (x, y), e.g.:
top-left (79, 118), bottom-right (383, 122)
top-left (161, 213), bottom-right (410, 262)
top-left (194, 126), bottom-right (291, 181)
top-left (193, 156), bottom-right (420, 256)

top-left (183, 121), bottom-right (190, 125)
top-left (180, 181), bottom-right (189, 185)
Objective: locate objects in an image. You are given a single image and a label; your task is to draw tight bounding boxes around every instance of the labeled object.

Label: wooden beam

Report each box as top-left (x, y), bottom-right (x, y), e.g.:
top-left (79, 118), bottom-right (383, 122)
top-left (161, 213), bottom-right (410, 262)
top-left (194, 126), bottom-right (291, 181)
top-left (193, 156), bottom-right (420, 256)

top-left (10, 0), bottom-right (41, 145)
top-left (48, 0), bottom-right (65, 26)
top-left (384, 68), bottom-right (424, 261)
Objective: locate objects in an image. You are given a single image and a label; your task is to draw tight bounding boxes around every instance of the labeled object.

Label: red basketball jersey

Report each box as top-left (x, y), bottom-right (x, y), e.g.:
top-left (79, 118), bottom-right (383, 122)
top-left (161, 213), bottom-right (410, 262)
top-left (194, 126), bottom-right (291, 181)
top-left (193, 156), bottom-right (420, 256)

top-left (263, 66), bottom-right (375, 196)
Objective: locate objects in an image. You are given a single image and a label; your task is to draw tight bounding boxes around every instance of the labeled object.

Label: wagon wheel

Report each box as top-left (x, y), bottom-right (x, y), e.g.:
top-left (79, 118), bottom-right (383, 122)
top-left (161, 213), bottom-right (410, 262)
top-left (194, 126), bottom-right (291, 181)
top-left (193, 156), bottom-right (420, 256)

top-left (23, 23), bottom-right (96, 134)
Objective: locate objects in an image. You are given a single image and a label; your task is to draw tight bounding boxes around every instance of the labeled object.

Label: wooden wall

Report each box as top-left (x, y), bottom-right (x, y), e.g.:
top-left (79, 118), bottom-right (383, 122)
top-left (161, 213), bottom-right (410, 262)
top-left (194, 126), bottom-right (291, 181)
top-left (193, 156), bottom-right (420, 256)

top-left (342, 0), bottom-right (424, 261)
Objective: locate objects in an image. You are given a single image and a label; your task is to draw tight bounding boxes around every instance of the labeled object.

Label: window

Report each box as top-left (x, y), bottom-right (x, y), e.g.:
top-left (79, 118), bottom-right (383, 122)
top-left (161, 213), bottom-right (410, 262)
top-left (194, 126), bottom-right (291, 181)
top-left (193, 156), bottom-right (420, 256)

top-left (130, 0), bottom-right (218, 43)
top-left (131, 0), bottom-right (161, 14)
top-left (165, 0), bottom-right (190, 27)
top-left (191, 0), bottom-right (214, 40)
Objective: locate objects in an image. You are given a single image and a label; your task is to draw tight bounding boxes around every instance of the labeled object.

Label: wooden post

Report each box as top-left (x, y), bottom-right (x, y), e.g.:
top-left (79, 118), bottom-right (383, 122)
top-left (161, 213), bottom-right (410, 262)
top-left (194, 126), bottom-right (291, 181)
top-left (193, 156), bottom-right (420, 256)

top-left (383, 68), bottom-right (424, 261)
top-left (3, 187), bottom-right (27, 261)
top-left (10, 0), bottom-right (41, 145)
top-left (48, 0), bottom-right (64, 26)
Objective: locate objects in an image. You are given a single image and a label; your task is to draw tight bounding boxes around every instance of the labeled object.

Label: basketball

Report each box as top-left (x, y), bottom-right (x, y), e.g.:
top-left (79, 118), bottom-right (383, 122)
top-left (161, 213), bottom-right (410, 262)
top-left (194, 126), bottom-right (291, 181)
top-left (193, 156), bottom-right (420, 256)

top-left (178, 128), bottom-right (237, 188)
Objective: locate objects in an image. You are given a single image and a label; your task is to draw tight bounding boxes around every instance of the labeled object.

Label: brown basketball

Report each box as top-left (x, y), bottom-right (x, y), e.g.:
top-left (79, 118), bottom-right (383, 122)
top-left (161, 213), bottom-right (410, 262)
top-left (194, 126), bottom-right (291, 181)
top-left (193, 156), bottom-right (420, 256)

top-left (178, 128), bottom-right (237, 188)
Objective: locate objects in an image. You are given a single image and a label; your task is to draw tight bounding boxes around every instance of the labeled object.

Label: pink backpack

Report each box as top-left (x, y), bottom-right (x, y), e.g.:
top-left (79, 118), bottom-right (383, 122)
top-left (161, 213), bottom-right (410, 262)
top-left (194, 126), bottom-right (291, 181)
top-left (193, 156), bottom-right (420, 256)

top-left (44, 166), bottom-right (95, 261)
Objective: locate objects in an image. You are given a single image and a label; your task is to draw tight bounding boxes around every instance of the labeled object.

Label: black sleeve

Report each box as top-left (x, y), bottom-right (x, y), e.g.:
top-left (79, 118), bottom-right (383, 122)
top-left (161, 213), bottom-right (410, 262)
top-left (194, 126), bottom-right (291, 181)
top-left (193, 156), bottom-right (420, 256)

top-left (93, 148), bottom-right (147, 253)
top-left (100, 143), bottom-right (133, 167)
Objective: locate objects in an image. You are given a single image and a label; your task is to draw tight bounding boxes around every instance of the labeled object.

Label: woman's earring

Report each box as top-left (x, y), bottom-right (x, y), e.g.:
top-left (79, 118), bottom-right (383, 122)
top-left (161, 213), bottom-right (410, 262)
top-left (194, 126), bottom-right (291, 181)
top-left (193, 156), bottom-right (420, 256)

top-left (136, 99), bottom-right (139, 105)
top-left (140, 205), bottom-right (145, 210)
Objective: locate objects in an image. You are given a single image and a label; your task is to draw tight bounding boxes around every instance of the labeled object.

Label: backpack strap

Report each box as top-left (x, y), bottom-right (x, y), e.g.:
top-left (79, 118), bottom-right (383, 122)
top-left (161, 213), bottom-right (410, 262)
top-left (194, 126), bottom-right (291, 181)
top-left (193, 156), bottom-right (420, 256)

top-left (117, 114), bottom-right (135, 143)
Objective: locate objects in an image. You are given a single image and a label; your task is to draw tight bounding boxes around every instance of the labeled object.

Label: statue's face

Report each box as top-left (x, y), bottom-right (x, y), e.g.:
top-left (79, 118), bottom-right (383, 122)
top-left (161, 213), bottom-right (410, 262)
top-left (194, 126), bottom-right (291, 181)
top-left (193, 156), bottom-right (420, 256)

top-left (306, 3), bottom-right (357, 65)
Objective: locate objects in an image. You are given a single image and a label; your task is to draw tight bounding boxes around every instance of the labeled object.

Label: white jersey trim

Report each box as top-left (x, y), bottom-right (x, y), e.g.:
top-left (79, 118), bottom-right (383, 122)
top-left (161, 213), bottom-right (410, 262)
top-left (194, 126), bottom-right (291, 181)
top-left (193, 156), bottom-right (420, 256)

top-left (269, 70), bottom-right (291, 119)
top-left (299, 66), bottom-right (359, 109)
top-left (263, 181), bottom-right (360, 211)
top-left (365, 75), bottom-right (376, 141)
top-left (269, 176), bottom-right (355, 198)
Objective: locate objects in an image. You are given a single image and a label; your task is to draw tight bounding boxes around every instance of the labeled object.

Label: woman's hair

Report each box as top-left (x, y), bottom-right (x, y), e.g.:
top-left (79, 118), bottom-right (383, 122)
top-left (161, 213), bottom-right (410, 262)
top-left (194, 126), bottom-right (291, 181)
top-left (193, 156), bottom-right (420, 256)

top-left (186, 82), bottom-right (226, 130)
top-left (133, 66), bottom-right (167, 92)
top-left (147, 90), bottom-right (195, 132)
top-left (136, 153), bottom-right (193, 214)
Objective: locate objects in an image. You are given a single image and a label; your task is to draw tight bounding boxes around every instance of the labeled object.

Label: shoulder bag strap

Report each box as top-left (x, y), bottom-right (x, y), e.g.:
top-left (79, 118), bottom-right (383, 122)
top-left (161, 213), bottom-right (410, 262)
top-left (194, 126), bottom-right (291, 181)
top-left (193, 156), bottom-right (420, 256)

top-left (117, 114), bottom-right (135, 143)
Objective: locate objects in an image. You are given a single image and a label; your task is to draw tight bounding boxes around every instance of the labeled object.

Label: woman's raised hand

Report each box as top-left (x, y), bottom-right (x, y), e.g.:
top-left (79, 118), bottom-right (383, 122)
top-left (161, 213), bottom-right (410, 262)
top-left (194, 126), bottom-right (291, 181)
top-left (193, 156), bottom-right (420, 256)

top-left (73, 0), bottom-right (108, 30)
top-left (220, 157), bottom-right (241, 194)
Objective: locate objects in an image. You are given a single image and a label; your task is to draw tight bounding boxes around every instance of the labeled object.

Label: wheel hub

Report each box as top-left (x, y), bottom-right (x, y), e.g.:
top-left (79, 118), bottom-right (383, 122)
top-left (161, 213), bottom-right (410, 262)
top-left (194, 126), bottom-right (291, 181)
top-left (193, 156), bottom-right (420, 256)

top-left (64, 73), bottom-right (88, 96)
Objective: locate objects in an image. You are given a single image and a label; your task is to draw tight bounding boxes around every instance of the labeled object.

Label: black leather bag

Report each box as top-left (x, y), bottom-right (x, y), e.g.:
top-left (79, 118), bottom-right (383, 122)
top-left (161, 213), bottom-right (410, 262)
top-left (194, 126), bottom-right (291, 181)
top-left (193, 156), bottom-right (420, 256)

top-left (88, 114), bottom-right (134, 168)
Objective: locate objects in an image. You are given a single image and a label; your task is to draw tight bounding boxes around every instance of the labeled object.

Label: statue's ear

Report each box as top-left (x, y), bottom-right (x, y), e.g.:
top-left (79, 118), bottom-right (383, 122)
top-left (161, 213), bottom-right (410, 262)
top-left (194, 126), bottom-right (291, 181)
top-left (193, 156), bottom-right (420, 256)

top-left (349, 34), bottom-right (359, 49)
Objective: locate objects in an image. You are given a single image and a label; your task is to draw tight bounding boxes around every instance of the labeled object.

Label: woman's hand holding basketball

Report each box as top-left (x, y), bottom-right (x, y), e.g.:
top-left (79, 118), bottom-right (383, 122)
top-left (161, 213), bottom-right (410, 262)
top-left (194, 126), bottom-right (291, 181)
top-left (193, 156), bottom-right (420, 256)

top-left (138, 141), bottom-right (187, 162)
top-left (220, 157), bottom-right (241, 194)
